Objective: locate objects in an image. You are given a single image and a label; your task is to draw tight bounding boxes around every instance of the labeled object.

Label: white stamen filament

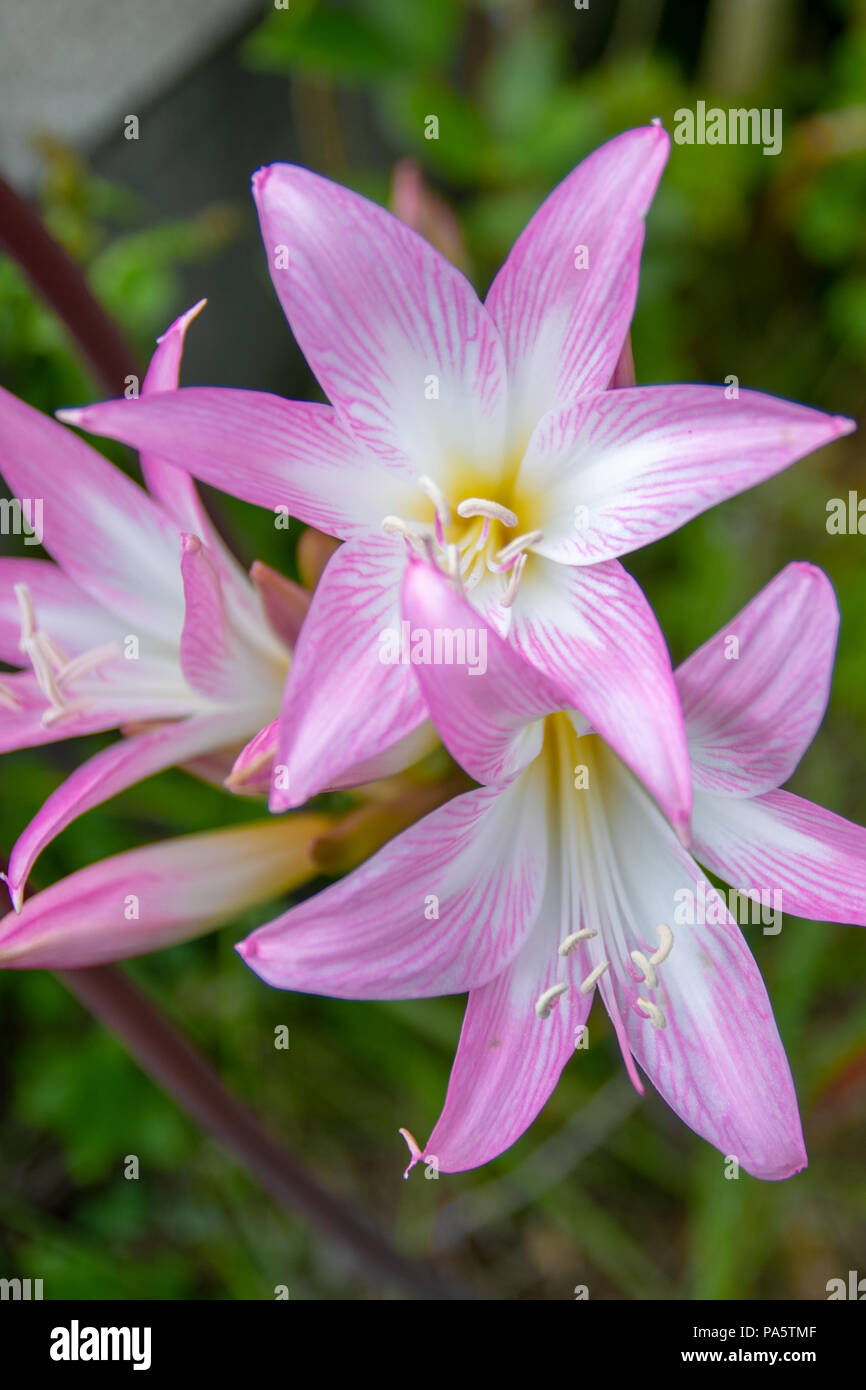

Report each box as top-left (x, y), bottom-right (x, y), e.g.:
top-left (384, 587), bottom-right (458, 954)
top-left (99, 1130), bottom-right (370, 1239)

top-left (650, 922), bottom-right (674, 966)
top-left (558, 928), bottom-right (598, 957)
top-left (457, 497), bottom-right (518, 528)
top-left (495, 529), bottom-right (543, 567)
top-left (637, 997), bottom-right (666, 1029)
top-left (630, 950), bottom-right (658, 989)
top-left (579, 960), bottom-right (610, 995)
top-left (535, 982), bottom-right (568, 1019)
top-left (13, 581), bottom-right (120, 725)
top-left (500, 551), bottom-right (527, 608)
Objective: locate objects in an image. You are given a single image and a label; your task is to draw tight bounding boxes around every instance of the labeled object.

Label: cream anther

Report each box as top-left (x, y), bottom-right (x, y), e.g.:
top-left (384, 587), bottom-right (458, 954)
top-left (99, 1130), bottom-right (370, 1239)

top-left (650, 923), bottom-right (674, 966)
top-left (535, 982), bottom-right (568, 1019)
top-left (579, 960), bottom-right (610, 995)
top-left (637, 997), bottom-right (666, 1029)
top-left (457, 497), bottom-right (518, 528)
top-left (558, 928), bottom-right (597, 957)
top-left (630, 950), bottom-right (658, 989)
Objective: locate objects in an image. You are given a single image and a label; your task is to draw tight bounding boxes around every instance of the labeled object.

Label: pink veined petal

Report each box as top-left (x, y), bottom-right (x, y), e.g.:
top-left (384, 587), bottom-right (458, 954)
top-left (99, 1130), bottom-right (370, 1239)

top-left (0, 559), bottom-right (125, 666)
top-left (253, 163), bottom-right (507, 482)
top-left (4, 708), bottom-right (254, 909)
top-left (139, 299), bottom-right (213, 532)
top-left (0, 386), bottom-right (185, 641)
top-left (227, 718), bottom-right (279, 796)
top-left (400, 557), bottom-right (566, 785)
top-left (506, 555), bottom-right (692, 835)
top-left (691, 786), bottom-right (866, 927)
top-left (327, 718), bottom-right (439, 790)
top-left (179, 535), bottom-right (283, 702)
top-left (141, 304), bottom-right (284, 647)
top-left (485, 125), bottom-right (669, 449)
top-left (519, 385), bottom-right (855, 565)
top-left (416, 840), bottom-right (596, 1174)
top-left (0, 814), bottom-right (331, 970)
top-left (238, 774), bottom-right (548, 999)
top-left (676, 563), bottom-right (839, 798)
top-left (269, 531), bottom-right (427, 810)
top-left (582, 744), bottom-right (805, 1181)
top-left (249, 560), bottom-right (310, 651)
top-left (58, 389), bottom-right (409, 542)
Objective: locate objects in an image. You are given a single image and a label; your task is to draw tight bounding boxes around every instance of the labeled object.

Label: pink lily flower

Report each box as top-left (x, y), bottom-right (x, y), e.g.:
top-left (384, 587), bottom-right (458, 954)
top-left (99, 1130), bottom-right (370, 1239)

top-left (0, 302), bottom-right (296, 909)
top-left (56, 126), bottom-right (853, 837)
top-left (235, 559), bottom-right (866, 1180)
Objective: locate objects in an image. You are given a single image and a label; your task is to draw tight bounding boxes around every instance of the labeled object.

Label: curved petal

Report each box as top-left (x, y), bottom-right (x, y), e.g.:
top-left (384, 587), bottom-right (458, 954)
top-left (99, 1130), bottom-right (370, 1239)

top-left (269, 531), bottom-right (427, 809)
top-left (179, 535), bottom-right (283, 703)
top-left (692, 787), bottom-right (866, 927)
top-left (580, 743), bottom-right (806, 1181)
top-left (519, 386), bottom-right (855, 565)
top-left (139, 299), bottom-right (212, 531)
top-left (253, 163), bottom-right (507, 481)
top-left (0, 814), bottom-right (331, 969)
top-left (485, 125), bottom-right (669, 448)
top-left (0, 386), bottom-right (184, 641)
top-left (507, 555), bottom-right (692, 835)
top-left (400, 556), bottom-right (565, 784)
top-left (676, 563), bottom-right (839, 798)
top-left (59, 389), bottom-right (407, 542)
top-left (5, 709), bottom-right (255, 908)
top-left (238, 774), bottom-right (548, 999)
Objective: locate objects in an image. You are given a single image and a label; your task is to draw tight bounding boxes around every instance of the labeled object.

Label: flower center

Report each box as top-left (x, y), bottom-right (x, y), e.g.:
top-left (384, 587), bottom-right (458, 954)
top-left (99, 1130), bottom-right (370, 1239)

top-left (6, 583), bottom-right (121, 726)
top-left (382, 474), bottom-right (544, 608)
top-left (532, 716), bottom-right (677, 1035)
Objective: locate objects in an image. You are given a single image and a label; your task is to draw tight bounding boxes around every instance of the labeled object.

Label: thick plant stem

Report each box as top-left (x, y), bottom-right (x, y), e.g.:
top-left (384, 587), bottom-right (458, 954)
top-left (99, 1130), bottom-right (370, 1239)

top-left (0, 173), bottom-right (141, 390)
top-left (0, 174), bottom-right (464, 1300)
top-left (60, 965), bottom-right (463, 1299)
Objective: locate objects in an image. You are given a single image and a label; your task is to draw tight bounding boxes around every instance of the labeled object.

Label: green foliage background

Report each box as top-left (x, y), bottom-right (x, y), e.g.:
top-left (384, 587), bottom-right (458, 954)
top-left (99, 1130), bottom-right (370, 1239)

top-left (0, 0), bottom-right (865, 1298)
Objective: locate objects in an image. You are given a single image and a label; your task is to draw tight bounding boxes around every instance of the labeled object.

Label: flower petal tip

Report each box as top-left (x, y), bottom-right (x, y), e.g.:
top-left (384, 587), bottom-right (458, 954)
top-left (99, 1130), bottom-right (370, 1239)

top-left (398, 1127), bottom-right (425, 1180)
top-left (156, 298), bottom-right (207, 345)
top-left (55, 406), bottom-right (87, 427)
top-left (0, 872), bottom-right (23, 915)
top-left (833, 414), bottom-right (857, 437)
top-left (674, 817), bottom-right (693, 851)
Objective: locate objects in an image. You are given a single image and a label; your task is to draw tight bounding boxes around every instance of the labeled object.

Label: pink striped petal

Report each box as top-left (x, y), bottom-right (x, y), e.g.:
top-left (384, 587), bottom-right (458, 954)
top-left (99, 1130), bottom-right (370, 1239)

top-left (59, 389), bottom-right (408, 541)
top-left (0, 386), bottom-right (184, 641)
top-left (507, 556), bottom-right (692, 834)
top-left (238, 778), bottom-right (547, 999)
top-left (179, 535), bottom-right (281, 702)
top-left (486, 125), bottom-right (669, 448)
top-left (269, 531), bottom-right (426, 809)
top-left (253, 163), bottom-right (507, 481)
top-left (5, 709), bottom-right (253, 908)
top-left (0, 814), bottom-right (329, 969)
top-left (520, 386), bottom-right (855, 565)
top-left (416, 861), bottom-right (595, 1173)
top-left (587, 750), bottom-right (805, 1180)
top-left (692, 787), bottom-right (866, 926)
top-left (400, 557), bottom-right (566, 784)
top-left (676, 563), bottom-right (839, 798)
